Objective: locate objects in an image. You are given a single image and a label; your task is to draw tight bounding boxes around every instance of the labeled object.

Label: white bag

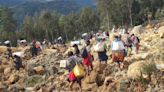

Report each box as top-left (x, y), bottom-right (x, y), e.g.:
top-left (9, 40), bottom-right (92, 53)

top-left (60, 60), bottom-right (67, 68)
top-left (111, 41), bottom-right (125, 51)
top-left (71, 41), bottom-right (80, 46)
top-left (13, 52), bottom-right (24, 57)
top-left (82, 33), bottom-right (87, 37)
top-left (4, 40), bottom-right (10, 44)
top-left (156, 64), bottom-right (164, 70)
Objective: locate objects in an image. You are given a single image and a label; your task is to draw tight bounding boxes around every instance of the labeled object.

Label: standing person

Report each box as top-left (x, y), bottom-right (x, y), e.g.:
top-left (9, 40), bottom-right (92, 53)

top-left (6, 47), bottom-right (13, 60)
top-left (13, 55), bottom-right (23, 70)
top-left (153, 24), bottom-right (159, 34)
top-left (111, 35), bottom-right (125, 69)
top-left (81, 47), bottom-right (93, 76)
top-left (66, 51), bottom-right (82, 91)
top-left (123, 32), bottom-right (132, 56)
top-left (97, 38), bottom-right (108, 64)
top-left (42, 39), bottom-right (48, 49)
top-left (31, 40), bottom-right (38, 57)
top-left (130, 34), bottom-right (140, 54)
top-left (5, 41), bottom-right (13, 60)
top-left (85, 40), bottom-right (91, 53)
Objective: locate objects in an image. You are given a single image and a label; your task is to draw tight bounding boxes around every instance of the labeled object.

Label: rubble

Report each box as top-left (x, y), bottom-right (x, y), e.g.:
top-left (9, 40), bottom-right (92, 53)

top-left (0, 22), bottom-right (164, 92)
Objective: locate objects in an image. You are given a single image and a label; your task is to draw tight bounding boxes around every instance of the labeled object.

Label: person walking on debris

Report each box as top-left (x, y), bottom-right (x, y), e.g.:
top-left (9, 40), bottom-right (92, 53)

top-left (5, 42), bottom-right (13, 60)
top-left (111, 35), bottom-right (125, 69)
top-left (97, 38), bottom-right (108, 64)
top-left (13, 55), bottom-right (23, 70)
top-left (81, 47), bottom-right (93, 75)
top-left (42, 39), bottom-right (48, 49)
top-left (31, 40), bottom-right (38, 57)
top-left (123, 32), bottom-right (132, 56)
top-left (6, 47), bottom-right (13, 60)
top-left (66, 51), bottom-right (82, 91)
top-left (130, 34), bottom-right (140, 54)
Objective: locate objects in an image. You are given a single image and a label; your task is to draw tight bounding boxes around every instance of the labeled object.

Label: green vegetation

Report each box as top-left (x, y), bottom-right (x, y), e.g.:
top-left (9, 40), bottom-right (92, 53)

top-left (0, 0), bottom-right (163, 45)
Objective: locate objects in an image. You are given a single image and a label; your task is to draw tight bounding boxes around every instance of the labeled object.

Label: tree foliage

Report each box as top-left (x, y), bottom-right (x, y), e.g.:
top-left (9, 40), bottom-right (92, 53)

top-left (0, 0), bottom-right (163, 45)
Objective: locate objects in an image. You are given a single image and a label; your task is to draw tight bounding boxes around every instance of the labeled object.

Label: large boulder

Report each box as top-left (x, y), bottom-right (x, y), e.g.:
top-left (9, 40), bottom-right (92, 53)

top-left (160, 32), bottom-right (164, 38)
top-left (117, 78), bottom-right (130, 92)
top-left (7, 74), bottom-right (19, 84)
top-left (127, 61), bottom-right (157, 79)
top-left (127, 61), bottom-right (146, 79)
top-left (33, 66), bottom-right (45, 75)
top-left (4, 67), bottom-right (12, 75)
top-left (131, 25), bottom-right (144, 35)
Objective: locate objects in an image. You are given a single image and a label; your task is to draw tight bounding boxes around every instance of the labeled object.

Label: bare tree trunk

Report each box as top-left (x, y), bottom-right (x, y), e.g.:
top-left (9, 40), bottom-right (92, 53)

top-left (129, 10), bottom-right (133, 26)
top-left (50, 30), bottom-right (54, 42)
top-left (64, 27), bottom-right (68, 41)
top-left (127, 0), bottom-right (133, 27)
top-left (46, 29), bottom-right (49, 41)
top-left (106, 10), bottom-right (110, 31)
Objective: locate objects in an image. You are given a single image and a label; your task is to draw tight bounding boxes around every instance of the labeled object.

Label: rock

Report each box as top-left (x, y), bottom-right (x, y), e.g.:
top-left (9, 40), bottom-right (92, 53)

top-left (84, 70), bottom-right (98, 84)
top-left (127, 61), bottom-right (146, 79)
top-left (99, 80), bottom-right (117, 92)
top-left (130, 53), bottom-right (152, 61)
top-left (47, 66), bottom-right (58, 75)
top-left (160, 32), bottom-right (164, 38)
top-left (0, 66), bottom-right (4, 73)
top-left (44, 85), bottom-right (55, 92)
top-left (82, 83), bottom-right (98, 91)
top-left (33, 66), bottom-right (45, 75)
top-left (4, 67), bottom-right (12, 75)
top-left (25, 87), bottom-right (35, 92)
top-left (7, 84), bottom-right (25, 92)
top-left (104, 76), bottom-right (114, 85)
top-left (131, 25), bottom-right (144, 35)
top-left (7, 74), bottom-right (19, 84)
top-left (117, 78), bottom-right (130, 92)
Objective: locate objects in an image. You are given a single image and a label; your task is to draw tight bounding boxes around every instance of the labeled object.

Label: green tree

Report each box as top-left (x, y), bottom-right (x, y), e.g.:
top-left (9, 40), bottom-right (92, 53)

top-left (79, 7), bottom-right (100, 32)
top-left (21, 15), bottom-right (34, 41)
top-left (0, 7), bottom-right (17, 45)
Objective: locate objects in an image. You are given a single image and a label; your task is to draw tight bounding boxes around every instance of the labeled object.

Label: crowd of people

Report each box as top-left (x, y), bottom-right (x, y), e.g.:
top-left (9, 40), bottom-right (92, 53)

top-left (61, 27), bottom-right (141, 91)
top-left (2, 26), bottom-right (141, 91)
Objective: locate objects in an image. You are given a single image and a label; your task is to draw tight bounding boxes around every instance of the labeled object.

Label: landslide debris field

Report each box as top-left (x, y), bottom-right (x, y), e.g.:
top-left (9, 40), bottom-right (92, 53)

top-left (0, 23), bottom-right (164, 92)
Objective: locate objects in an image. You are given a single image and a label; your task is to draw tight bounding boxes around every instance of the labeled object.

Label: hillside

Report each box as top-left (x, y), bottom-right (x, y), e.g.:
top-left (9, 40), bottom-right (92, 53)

top-left (0, 0), bottom-right (94, 23)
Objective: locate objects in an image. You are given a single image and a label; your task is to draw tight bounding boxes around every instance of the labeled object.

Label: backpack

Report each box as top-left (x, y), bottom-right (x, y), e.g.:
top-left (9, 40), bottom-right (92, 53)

top-left (81, 48), bottom-right (88, 58)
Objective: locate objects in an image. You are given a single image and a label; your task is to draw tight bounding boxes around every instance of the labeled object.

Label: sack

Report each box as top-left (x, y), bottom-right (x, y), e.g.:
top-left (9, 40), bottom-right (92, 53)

top-left (73, 64), bottom-right (85, 78)
top-left (71, 41), bottom-right (80, 46)
top-left (4, 40), bottom-right (10, 44)
top-left (13, 52), bottom-right (24, 57)
top-left (112, 41), bottom-right (125, 51)
top-left (81, 48), bottom-right (88, 58)
top-left (94, 43), bottom-right (104, 52)
top-left (60, 60), bottom-right (67, 68)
